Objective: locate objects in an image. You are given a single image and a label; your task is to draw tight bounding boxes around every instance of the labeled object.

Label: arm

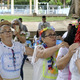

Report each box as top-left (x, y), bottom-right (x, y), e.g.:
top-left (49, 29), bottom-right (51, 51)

top-left (56, 43), bottom-right (79, 70)
top-left (13, 28), bottom-right (26, 43)
top-left (75, 49), bottom-right (80, 74)
top-left (24, 46), bottom-right (34, 56)
top-left (36, 42), bottom-right (69, 58)
top-left (0, 76), bottom-right (3, 80)
top-left (75, 58), bottom-right (80, 74)
top-left (16, 33), bottom-right (26, 43)
top-left (23, 25), bottom-right (28, 32)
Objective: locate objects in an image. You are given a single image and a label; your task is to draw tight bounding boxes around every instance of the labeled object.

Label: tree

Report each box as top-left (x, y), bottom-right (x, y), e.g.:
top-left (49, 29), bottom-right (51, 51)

top-left (49, 0), bottom-right (71, 6)
top-left (69, 0), bottom-right (80, 17)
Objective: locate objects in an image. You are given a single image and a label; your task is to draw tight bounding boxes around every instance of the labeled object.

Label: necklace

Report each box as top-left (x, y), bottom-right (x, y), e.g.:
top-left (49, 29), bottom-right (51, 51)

top-left (42, 43), bottom-right (58, 74)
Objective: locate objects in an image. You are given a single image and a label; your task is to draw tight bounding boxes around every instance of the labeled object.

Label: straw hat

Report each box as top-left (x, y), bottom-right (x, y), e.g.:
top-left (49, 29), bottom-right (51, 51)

top-left (0, 20), bottom-right (11, 27)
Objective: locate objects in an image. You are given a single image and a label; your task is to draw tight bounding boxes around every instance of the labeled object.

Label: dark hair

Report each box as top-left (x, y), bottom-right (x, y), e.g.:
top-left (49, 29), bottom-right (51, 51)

top-left (64, 25), bottom-right (77, 45)
top-left (42, 15), bottom-right (46, 18)
top-left (19, 18), bottom-right (22, 20)
top-left (78, 18), bottom-right (80, 23)
top-left (69, 24), bottom-right (72, 26)
top-left (1, 19), bottom-right (4, 22)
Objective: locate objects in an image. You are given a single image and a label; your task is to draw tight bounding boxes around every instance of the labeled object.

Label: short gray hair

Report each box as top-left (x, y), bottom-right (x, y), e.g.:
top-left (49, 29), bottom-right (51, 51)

top-left (11, 19), bottom-right (23, 31)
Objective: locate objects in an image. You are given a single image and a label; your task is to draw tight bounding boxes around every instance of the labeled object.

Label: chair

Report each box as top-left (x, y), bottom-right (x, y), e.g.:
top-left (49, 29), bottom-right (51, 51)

top-left (56, 40), bottom-right (62, 45)
top-left (26, 40), bottom-right (32, 48)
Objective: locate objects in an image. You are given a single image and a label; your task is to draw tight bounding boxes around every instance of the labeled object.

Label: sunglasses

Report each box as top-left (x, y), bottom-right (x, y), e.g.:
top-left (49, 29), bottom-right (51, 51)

top-left (45, 33), bottom-right (56, 38)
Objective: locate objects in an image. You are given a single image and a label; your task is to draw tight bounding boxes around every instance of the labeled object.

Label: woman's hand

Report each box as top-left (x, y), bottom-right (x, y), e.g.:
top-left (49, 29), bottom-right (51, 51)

top-left (58, 41), bottom-right (69, 48)
top-left (36, 46), bottom-right (45, 58)
top-left (69, 43), bottom-right (79, 54)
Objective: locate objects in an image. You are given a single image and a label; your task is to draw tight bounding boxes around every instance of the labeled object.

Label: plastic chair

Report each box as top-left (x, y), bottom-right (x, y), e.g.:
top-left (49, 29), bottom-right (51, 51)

top-left (26, 40), bottom-right (32, 48)
top-left (56, 40), bottom-right (62, 45)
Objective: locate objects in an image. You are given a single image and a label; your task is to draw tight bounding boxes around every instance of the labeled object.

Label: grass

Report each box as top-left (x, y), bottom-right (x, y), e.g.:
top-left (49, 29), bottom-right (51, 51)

top-left (0, 15), bottom-right (67, 22)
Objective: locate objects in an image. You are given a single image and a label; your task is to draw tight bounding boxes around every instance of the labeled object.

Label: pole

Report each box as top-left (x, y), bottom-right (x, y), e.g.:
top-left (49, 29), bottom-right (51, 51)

top-left (7, 0), bottom-right (9, 9)
top-left (11, 0), bottom-right (14, 14)
top-left (36, 0), bottom-right (38, 14)
top-left (30, 0), bottom-right (32, 14)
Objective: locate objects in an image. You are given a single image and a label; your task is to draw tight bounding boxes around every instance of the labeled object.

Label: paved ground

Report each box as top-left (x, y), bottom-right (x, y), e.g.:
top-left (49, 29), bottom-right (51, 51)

top-left (23, 20), bottom-right (77, 31)
top-left (23, 61), bottom-right (33, 80)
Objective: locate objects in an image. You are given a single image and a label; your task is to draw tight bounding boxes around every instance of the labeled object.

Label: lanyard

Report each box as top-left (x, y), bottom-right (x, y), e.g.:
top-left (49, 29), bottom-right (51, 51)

top-left (1, 42), bottom-right (16, 70)
top-left (11, 49), bottom-right (16, 70)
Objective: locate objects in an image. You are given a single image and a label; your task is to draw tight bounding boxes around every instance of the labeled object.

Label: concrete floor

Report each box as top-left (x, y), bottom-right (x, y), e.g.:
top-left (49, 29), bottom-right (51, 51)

top-left (23, 61), bottom-right (33, 80)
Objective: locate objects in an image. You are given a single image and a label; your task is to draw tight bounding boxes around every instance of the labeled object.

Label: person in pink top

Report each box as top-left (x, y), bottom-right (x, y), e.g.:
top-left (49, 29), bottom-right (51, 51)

top-left (56, 24), bottom-right (78, 80)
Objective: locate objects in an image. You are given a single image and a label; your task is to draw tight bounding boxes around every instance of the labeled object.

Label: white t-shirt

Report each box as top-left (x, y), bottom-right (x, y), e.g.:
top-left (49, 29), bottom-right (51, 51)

top-left (0, 41), bottom-right (25, 79)
top-left (56, 47), bottom-right (71, 80)
top-left (32, 45), bottom-right (57, 80)
top-left (69, 47), bottom-right (80, 80)
top-left (62, 31), bottom-right (68, 39)
top-left (38, 22), bottom-right (50, 30)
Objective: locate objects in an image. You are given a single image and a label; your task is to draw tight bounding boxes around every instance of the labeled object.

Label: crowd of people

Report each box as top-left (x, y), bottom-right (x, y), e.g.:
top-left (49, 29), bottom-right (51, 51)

top-left (0, 16), bottom-right (80, 80)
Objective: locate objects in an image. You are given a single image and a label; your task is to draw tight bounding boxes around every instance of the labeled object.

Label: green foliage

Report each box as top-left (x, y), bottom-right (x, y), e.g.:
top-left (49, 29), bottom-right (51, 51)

top-left (57, 0), bottom-right (62, 5)
top-left (49, 0), bottom-right (62, 5)
top-left (4, 0), bottom-right (71, 5)
top-left (39, 0), bottom-right (50, 2)
top-left (66, 0), bottom-right (71, 5)
top-left (49, 0), bottom-right (56, 5)
top-left (49, 0), bottom-right (71, 5)
top-left (66, 0), bottom-right (70, 3)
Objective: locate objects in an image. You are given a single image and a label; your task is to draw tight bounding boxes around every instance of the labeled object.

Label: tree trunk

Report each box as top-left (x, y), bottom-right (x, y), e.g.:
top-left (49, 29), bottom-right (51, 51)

top-left (69, 0), bottom-right (75, 15)
top-left (69, 0), bottom-right (80, 17)
top-left (63, 0), bottom-right (65, 8)
top-left (75, 0), bottom-right (80, 16)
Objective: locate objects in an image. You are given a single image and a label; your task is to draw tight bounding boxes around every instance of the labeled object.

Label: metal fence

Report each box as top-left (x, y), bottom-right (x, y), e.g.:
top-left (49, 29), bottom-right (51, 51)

top-left (0, 5), bottom-right (70, 16)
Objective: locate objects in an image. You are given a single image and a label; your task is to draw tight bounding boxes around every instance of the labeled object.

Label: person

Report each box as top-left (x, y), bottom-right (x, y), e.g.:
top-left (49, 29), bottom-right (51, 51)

top-left (61, 24), bottom-right (72, 40)
top-left (11, 19), bottom-right (29, 80)
top-left (18, 18), bottom-right (28, 32)
top-left (0, 76), bottom-right (3, 80)
top-left (0, 20), bottom-right (11, 27)
top-left (11, 19), bottom-right (26, 43)
top-left (0, 24), bottom-right (33, 80)
top-left (1, 19), bottom-right (4, 22)
top-left (37, 15), bottom-right (51, 38)
top-left (32, 27), bottom-right (69, 80)
top-left (56, 24), bottom-right (73, 41)
top-left (56, 24), bottom-right (78, 80)
top-left (69, 22), bottom-right (80, 80)
top-left (38, 15), bottom-right (50, 30)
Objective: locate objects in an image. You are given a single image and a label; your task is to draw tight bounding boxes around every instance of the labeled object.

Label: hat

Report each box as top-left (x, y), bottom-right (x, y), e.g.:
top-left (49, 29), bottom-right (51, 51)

top-left (0, 20), bottom-right (11, 27)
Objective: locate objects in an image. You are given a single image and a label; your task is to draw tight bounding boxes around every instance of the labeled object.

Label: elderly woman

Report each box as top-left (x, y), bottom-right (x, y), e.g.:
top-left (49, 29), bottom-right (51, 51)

top-left (11, 19), bottom-right (26, 43)
top-left (0, 24), bottom-right (33, 80)
top-left (32, 27), bottom-right (69, 80)
top-left (69, 23), bottom-right (80, 80)
top-left (56, 24), bottom-right (78, 80)
top-left (11, 19), bottom-right (28, 80)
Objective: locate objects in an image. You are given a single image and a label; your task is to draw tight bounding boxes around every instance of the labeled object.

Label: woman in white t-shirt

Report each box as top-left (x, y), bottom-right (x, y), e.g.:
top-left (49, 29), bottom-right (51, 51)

top-left (69, 23), bottom-right (80, 80)
top-left (0, 25), bottom-right (33, 80)
top-left (56, 24), bottom-right (79, 80)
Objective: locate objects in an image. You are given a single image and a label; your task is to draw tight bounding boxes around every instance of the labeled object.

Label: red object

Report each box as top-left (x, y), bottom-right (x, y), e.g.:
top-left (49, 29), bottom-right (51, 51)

top-left (48, 67), bottom-right (52, 70)
top-left (74, 24), bottom-right (80, 43)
